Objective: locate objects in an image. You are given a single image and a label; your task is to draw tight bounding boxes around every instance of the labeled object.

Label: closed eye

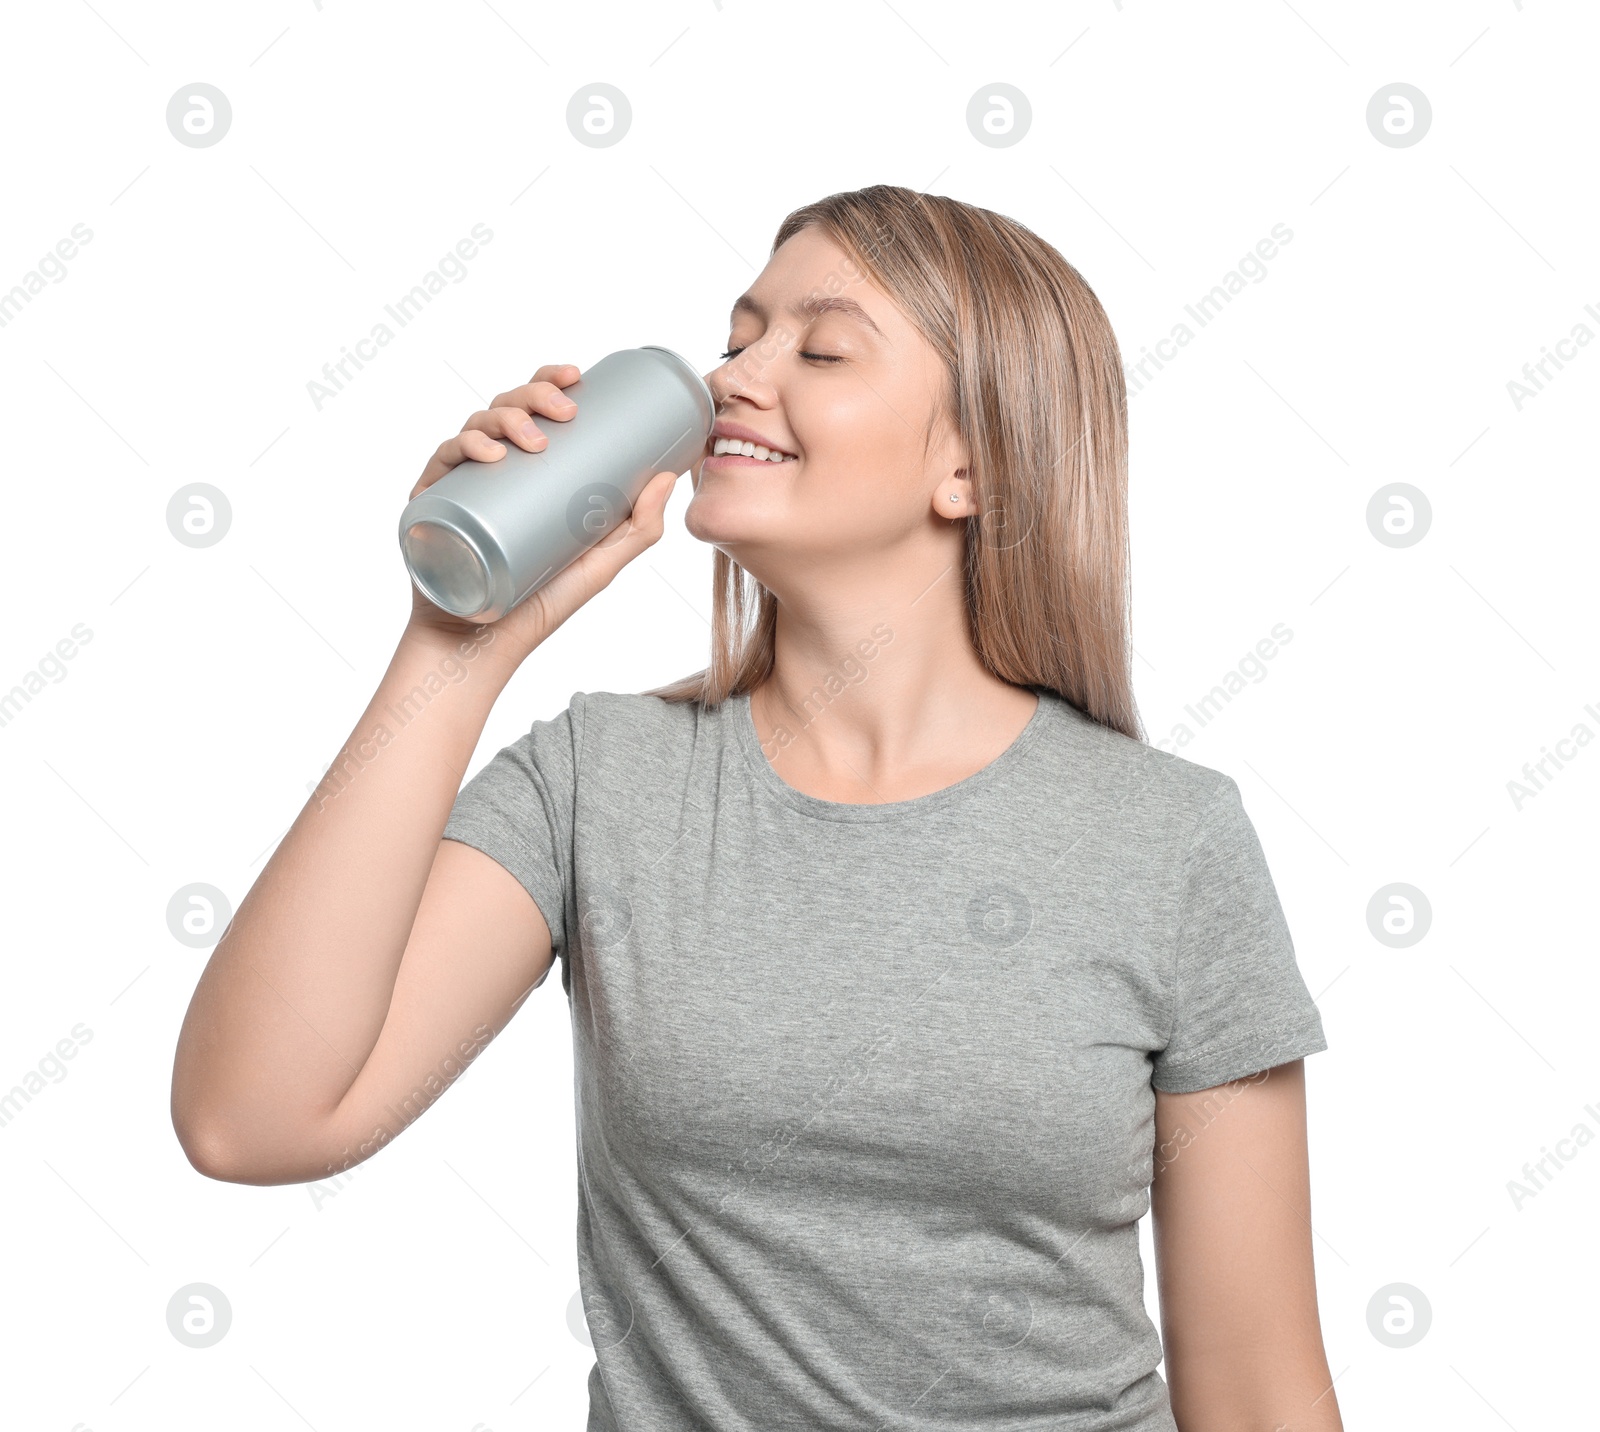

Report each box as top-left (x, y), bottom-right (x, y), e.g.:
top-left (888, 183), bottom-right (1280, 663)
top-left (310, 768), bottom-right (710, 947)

top-left (719, 347), bottom-right (843, 364)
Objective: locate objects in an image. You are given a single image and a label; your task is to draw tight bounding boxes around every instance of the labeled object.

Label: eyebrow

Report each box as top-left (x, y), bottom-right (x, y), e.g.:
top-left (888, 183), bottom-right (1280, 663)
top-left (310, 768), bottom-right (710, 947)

top-left (729, 291), bottom-right (885, 338)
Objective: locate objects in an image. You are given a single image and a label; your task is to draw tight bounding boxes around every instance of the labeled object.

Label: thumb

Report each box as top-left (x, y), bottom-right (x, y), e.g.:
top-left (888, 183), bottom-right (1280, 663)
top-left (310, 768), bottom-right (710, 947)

top-left (630, 468), bottom-right (682, 537)
top-left (586, 469), bottom-right (679, 567)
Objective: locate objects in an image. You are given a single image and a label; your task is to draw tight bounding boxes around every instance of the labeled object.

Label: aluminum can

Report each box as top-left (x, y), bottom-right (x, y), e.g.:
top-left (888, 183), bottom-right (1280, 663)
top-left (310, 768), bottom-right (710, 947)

top-left (398, 345), bottom-right (715, 622)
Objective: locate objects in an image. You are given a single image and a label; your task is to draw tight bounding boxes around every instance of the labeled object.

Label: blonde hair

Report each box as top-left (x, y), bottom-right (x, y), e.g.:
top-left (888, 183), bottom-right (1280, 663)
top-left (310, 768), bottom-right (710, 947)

top-left (644, 183), bottom-right (1144, 743)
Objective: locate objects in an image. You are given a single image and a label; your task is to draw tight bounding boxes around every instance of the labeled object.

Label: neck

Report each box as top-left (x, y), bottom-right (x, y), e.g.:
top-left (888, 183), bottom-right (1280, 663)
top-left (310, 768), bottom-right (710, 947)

top-left (752, 580), bottom-right (1035, 776)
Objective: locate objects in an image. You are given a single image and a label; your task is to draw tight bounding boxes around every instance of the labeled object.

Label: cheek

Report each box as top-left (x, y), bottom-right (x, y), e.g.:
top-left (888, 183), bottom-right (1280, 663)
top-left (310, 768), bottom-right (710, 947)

top-left (798, 395), bottom-right (921, 487)
top-left (797, 376), bottom-right (882, 451)
top-left (793, 455), bottom-right (931, 539)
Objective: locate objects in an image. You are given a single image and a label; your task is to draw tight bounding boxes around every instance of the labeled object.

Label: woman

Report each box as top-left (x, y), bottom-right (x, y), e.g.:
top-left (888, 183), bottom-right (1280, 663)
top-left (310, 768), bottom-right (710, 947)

top-left (172, 184), bottom-right (1340, 1431)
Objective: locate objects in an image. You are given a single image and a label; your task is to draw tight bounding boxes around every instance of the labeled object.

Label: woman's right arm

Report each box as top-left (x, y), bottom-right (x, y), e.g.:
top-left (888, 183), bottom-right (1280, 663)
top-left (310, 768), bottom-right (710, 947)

top-left (170, 365), bottom-right (685, 1185)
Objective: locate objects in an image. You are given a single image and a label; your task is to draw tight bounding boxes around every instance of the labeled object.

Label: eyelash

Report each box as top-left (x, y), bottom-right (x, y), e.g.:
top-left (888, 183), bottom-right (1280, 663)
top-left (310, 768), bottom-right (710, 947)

top-left (718, 347), bottom-right (843, 364)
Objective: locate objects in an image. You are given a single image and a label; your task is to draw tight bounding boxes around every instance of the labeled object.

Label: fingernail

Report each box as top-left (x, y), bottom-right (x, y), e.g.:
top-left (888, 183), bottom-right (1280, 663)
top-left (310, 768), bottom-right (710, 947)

top-left (520, 421), bottom-right (539, 440)
top-left (553, 397), bottom-right (575, 410)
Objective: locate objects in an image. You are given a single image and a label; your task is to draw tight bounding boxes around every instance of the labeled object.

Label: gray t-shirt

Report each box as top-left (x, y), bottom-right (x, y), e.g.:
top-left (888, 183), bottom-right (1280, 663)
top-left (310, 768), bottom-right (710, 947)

top-left (442, 685), bottom-right (1328, 1432)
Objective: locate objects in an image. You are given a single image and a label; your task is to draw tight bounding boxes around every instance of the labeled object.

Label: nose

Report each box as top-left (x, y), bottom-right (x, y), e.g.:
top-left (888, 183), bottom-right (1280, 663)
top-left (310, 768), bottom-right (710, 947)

top-left (706, 356), bottom-right (773, 411)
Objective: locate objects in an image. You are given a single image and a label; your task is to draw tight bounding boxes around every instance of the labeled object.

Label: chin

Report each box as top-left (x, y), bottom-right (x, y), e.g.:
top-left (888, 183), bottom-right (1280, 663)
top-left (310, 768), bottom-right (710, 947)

top-left (682, 488), bottom-right (783, 549)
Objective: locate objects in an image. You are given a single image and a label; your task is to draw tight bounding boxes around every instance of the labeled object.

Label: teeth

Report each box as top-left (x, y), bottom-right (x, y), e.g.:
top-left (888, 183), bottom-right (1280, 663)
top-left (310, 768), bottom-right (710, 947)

top-left (713, 436), bottom-right (795, 462)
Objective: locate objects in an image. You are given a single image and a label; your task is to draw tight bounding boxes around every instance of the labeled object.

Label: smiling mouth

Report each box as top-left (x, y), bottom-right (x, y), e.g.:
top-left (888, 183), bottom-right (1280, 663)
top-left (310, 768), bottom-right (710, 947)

top-left (704, 437), bottom-right (799, 466)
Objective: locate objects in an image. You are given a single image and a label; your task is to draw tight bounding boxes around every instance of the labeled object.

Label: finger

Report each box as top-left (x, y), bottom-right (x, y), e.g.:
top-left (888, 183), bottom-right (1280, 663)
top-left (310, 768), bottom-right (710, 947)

top-left (634, 468), bottom-right (680, 527)
top-left (554, 472), bottom-right (679, 599)
top-left (411, 425), bottom-right (522, 497)
top-left (529, 363), bottom-right (580, 387)
top-left (422, 427), bottom-right (506, 483)
top-left (484, 379), bottom-right (581, 424)
top-left (460, 405), bottom-right (552, 452)
top-left (607, 470), bottom-right (679, 551)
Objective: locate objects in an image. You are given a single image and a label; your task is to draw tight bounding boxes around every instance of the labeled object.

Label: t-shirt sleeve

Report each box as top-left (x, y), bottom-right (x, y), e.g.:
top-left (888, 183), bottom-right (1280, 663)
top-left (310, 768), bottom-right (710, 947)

top-left (441, 691), bottom-right (584, 993)
top-left (1150, 774), bottom-right (1328, 1094)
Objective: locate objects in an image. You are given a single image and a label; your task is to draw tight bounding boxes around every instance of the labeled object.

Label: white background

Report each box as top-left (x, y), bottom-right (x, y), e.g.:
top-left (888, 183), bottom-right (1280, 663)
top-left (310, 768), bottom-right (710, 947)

top-left (1, 0), bottom-right (1594, 1427)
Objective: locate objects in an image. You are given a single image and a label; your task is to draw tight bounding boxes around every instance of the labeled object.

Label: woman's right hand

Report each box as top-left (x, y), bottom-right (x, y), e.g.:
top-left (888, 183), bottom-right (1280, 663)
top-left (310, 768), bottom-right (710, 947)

top-left (401, 362), bottom-right (684, 671)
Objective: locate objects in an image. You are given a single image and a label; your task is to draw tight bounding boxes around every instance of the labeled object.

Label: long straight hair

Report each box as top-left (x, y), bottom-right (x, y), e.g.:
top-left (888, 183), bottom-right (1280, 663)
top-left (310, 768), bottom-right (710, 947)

top-left (643, 184), bottom-right (1144, 743)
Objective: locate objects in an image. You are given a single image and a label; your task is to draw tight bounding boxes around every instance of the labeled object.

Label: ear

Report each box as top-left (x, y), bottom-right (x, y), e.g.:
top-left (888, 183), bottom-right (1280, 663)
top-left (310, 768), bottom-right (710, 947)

top-left (929, 413), bottom-right (972, 516)
top-left (934, 466), bottom-right (973, 519)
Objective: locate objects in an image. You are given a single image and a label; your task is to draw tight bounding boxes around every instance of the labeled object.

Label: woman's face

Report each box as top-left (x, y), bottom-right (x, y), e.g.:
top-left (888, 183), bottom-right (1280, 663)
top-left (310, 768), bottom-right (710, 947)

top-left (685, 226), bottom-right (968, 596)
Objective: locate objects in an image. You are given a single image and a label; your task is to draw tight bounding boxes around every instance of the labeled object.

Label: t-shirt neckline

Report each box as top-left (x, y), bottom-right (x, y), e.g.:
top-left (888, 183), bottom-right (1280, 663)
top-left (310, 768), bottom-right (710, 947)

top-left (732, 685), bottom-right (1056, 822)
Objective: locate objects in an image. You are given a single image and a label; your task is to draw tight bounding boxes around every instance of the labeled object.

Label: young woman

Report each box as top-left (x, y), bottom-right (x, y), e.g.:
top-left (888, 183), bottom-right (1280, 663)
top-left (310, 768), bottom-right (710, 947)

top-left (173, 184), bottom-right (1340, 1431)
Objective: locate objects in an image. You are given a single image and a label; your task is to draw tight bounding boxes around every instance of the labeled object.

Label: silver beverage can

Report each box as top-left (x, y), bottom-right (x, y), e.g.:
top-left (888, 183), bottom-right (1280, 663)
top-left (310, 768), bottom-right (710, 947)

top-left (398, 345), bottom-right (716, 623)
